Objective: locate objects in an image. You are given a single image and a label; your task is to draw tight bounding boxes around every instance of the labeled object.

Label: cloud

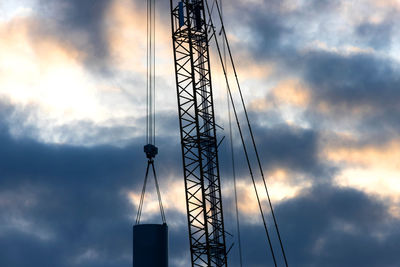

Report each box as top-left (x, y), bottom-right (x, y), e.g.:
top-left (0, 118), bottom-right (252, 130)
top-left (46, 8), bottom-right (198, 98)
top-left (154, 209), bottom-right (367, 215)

top-left (295, 50), bottom-right (400, 142)
top-left (275, 183), bottom-right (400, 267)
top-left (36, 0), bottom-right (111, 69)
top-left (0, 101), bottom-right (185, 266)
top-left (221, 182), bottom-right (400, 267)
top-left (0, 16), bottom-right (112, 127)
top-left (301, 51), bottom-right (400, 110)
top-left (0, 100), bottom-right (325, 266)
top-left (323, 139), bottom-right (400, 204)
top-left (356, 20), bottom-right (393, 49)
top-left (0, 9), bottom-right (173, 144)
top-left (1, 0), bottom-right (400, 266)
top-left (3, 106), bottom-right (399, 267)
top-left (247, 123), bottom-right (326, 176)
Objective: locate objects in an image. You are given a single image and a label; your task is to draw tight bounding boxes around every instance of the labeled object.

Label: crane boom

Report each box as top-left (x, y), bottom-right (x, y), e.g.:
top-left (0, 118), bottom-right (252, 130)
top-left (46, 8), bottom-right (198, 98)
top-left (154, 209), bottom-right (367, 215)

top-left (169, 0), bottom-right (228, 266)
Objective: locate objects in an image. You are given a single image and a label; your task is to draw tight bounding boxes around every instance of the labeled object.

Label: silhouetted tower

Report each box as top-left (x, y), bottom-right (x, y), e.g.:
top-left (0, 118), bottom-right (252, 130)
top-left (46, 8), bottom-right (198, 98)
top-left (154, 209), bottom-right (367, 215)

top-left (169, 0), bottom-right (228, 266)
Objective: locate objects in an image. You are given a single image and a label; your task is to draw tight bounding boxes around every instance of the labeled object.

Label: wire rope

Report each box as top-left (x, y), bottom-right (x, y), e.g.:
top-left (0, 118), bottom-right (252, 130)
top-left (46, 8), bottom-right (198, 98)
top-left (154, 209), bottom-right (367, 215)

top-left (152, 161), bottom-right (166, 223)
top-left (136, 0), bottom-right (166, 225)
top-left (136, 162), bottom-right (150, 224)
top-left (136, 160), bottom-right (166, 224)
top-left (211, 0), bottom-right (289, 265)
top-left (204, 1), bottom-right (278, 265)
top-left (146, 0), bottom-right (156, 145)
top-left (219, 0), bottom-right (243, 265)
top-left (152, 0), bottom-right (156, 145)
top-left (146, 0), bottom-right (149, 144)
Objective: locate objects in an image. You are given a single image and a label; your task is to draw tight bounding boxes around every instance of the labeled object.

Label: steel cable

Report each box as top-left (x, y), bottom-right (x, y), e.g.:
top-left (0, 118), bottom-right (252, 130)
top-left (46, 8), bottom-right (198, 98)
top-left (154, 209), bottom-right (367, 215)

top-left (136, 160), bottom-right (166, 224)
top-left (204, 1), bottom-right (278, 266)
top-left (146, 0), bottom-right (156, 145)
top-left (136, 0), bottom-right (166, 225)
top-left (220, 0), bottom-right (244, 265)
top-left (211, 0), bottom-right (289, 265)
top-left (152, 160), bottom-right (166, 223)
top-left (136, 162), bottom-right (150, 224)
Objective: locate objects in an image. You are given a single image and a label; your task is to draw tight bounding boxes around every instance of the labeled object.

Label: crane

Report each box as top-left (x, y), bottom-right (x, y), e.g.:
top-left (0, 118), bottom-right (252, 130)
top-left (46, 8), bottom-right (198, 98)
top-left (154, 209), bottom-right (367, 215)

top-left (133, 0), bottom-right (288, 266)
top-left (168, 0), bottom-right (290, 266)
top-left (169, 0), bottom-right (227, 266)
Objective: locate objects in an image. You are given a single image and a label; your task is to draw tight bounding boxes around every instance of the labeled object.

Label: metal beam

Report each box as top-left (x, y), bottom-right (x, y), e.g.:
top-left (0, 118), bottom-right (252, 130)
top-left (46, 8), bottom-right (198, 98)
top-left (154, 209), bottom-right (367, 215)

top-left (169, 1), bottom-right (228, 266)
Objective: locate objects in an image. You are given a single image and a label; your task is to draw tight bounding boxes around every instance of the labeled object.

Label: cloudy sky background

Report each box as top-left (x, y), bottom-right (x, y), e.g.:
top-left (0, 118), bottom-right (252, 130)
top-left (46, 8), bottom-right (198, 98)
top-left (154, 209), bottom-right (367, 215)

top-left (1, 0), bottom-right (400, 266)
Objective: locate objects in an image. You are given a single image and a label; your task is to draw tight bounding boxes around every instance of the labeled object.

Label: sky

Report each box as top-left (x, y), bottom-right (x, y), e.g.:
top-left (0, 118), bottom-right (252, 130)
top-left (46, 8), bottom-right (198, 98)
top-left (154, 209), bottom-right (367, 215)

top-left (0, 0), bottom-right (399, 266)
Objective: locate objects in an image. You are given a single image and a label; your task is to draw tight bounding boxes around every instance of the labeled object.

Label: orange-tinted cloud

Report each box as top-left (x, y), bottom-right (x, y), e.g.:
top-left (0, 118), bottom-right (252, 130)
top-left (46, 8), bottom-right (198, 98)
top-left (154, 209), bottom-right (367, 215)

top-left (0, 16), bottom-right (100, 121)
top-left (0, 9), bottom-right (154, 143)
top-left (105, 0), bottom-right (172, 75)
top-left (222, 168), bottom-right (311, 222)
top-left (249, 78), bottom-right (310, 113)
top-left (325, 141), bottom-right (400, 169)
top-left (325, 140), bottom-right (400, 214)
top-left (272, 78), bottom-right (310, 107)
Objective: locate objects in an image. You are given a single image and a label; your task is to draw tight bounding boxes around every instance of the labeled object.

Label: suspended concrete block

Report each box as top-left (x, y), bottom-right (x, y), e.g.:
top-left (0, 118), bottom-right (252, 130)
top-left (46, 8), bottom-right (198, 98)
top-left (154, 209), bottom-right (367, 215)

top-left (133, 223), bottom-right (168, 267)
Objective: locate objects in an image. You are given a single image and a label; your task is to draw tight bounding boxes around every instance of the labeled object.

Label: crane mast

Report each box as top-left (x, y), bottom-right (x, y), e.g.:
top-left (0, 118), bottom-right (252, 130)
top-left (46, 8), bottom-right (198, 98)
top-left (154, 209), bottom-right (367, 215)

top-left (169, 0), bottom-right (228, 266)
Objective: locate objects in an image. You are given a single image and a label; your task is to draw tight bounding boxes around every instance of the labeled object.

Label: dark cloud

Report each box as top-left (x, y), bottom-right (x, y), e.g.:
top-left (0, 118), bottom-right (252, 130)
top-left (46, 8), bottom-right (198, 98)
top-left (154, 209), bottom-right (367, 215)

top-left (36, 0), bottom-right (114, 71)
top-left (221, 182), bottom-right (400, 267)
top-left (252, 123), bottom-right (320, 173)
top-left (223, 0), bottom-right (399, 129)
top-left (34, 0), bottom-right (171, 73)
top-left (0, 99), bottom-right (321, 266)
top-left (356, 21), bottom-right (393, 49)
top-left (222, 0), bottom-right (344, 62)
top-left (218, 116), bottom-right (332, 183)
top-left (248, 13), bottom-right (290, 57)
top-left (302, 51), bottom-right (400, 108)
top-left (297, 50), bottom-right (400, 140)
top-left (0, 126), bottom-right (136, 267)
top-left (224, 1), bottom-right (291, 60)
top-left (303, 0), bottom-right (341, 12)
top-left (1, 100), bottom-right (399, 267)
top-left (0, 101), bottom-right (185, 266)
top-left (277, 184), bottom-right (400, 267)
top-left (227, 0), bottom-right (400, 140)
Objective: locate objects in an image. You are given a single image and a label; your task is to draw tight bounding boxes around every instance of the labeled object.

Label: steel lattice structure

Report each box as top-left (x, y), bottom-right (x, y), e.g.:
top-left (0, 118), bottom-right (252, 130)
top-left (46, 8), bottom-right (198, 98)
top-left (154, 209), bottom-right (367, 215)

top-left (169, 0), bottom-right (228, 266)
